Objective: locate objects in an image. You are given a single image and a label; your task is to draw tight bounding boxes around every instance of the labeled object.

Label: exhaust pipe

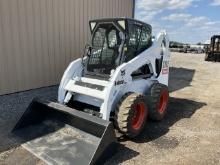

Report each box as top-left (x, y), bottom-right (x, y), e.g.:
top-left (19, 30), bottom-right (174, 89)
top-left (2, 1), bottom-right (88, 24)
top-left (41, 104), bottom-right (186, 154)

top-left (12, 99), bottom-right (117, 165)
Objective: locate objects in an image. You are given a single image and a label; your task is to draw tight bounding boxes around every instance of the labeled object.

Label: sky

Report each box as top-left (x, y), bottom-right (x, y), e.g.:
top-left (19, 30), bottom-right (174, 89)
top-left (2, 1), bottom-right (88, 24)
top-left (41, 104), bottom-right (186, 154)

top-left (135, 0), bottom-right (220, 44)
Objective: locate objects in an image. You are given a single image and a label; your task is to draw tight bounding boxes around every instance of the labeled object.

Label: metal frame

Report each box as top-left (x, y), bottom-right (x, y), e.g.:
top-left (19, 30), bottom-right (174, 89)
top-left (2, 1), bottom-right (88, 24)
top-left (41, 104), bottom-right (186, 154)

top-left (87, 21), bottom-right (125, 77)
top-left (132, 0), bottom-right (135, 18)
top-left (89, 18), bottom-right (152, 35)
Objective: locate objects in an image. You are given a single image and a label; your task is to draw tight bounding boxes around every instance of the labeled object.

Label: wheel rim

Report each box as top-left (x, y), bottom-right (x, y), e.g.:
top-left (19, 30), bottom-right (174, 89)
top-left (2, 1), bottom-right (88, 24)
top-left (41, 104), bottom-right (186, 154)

top-left (131, 102), bottom-right (146, 130)
top-left (158, 90), bottom-right (169, 113)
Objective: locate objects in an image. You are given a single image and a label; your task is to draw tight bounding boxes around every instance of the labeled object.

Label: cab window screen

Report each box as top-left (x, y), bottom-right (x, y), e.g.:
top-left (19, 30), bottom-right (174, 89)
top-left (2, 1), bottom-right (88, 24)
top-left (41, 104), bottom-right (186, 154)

top-left (87, 24), bottom-right (121, 75)
top-left (125, 23), bottom-right (152, 62)
top-left (138, 27), bottom-right (152, 52)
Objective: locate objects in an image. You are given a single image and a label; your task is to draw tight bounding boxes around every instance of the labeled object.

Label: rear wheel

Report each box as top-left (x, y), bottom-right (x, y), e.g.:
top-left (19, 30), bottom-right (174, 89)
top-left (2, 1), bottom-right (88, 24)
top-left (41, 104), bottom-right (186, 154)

top-left (114, 93), bottom-right (148, 138)
top-left (146, 83), bottom-right (169, 121)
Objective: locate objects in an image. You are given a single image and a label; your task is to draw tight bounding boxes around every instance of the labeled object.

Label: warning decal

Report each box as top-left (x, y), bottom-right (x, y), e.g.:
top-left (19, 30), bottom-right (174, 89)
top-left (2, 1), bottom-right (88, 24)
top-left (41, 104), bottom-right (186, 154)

top-left (162, 61), bottom-right (169, 74)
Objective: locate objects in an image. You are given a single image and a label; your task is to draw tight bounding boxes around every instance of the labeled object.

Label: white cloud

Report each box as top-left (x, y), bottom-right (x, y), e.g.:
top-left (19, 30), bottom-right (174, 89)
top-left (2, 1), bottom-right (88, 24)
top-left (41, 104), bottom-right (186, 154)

top-left (137, 10), bottom-right (159, 22)
top-left (205, 21), bottom-right (216, 25)
top-left (137, 0), bottom-right (196, 10)
top-left (136, 0), bottom-right (198, 21)
top-left (162, 13), bottom-right (219, 27)
top-left (162, 13), bottom-right (191, 22)
top-left (185, 16), bottom-right (207, 27)
top-left (135, 0), bottom-right (219, 43)
top-left (167, 0), bottom-right (196, 9)
top-left (210, 0), bottom-right (220, 6)
top-left (160, 13), bottom-right (220, 43)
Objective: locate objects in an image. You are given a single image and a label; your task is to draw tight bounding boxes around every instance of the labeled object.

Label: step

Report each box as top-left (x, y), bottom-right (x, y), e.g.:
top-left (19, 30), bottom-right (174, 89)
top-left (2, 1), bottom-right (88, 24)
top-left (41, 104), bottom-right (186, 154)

top-left (65, 80), bottom-right (105, 100)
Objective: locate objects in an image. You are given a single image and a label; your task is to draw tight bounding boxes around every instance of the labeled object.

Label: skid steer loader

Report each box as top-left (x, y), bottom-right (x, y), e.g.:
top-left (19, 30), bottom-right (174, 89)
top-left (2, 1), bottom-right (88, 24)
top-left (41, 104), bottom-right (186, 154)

top-left (12, 18), bottom-right (170, 165)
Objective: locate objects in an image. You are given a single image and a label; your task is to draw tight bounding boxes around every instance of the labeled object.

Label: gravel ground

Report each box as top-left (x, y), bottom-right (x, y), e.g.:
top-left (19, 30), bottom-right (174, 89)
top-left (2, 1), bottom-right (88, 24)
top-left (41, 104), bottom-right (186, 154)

top-left (0, 86), bottom-right (58, 165)
top-left (0, 53), bottom-right (220, 165)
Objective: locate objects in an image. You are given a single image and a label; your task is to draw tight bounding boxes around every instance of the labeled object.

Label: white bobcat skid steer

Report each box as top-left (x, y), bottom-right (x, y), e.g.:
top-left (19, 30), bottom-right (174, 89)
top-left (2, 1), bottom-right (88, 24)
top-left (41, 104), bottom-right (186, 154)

top-left (13, 18), bottom-right (170, 165)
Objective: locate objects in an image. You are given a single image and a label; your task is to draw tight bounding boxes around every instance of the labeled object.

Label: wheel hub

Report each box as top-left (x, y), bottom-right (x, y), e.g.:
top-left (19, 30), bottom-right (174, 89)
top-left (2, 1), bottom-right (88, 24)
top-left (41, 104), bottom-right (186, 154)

top-left (131, 102), bottom-right (146, 130)
top-left (158, 90), bottom-right (169, 113)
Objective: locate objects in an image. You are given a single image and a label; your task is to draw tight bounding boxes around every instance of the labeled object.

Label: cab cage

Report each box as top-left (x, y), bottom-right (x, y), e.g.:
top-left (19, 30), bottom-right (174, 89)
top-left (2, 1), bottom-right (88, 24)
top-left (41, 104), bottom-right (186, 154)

top-left (86, 18), bottom-right (153, 77)
top-left (89, 18), bottom-right (152, 37)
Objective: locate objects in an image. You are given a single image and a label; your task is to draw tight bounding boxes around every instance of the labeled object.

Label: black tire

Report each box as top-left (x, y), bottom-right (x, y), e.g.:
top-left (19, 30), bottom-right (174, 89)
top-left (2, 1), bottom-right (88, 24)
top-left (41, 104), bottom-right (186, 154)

top-left (146, 83), bottom-right (169, 121)
top-left (114, 93), bottom-right (148, 138)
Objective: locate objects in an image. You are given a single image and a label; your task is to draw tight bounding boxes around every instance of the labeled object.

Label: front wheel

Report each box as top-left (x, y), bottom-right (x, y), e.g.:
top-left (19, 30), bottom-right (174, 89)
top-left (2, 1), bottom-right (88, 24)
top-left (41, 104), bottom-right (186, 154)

top-left (146, 83), bottom-right (169, 121)
top-left (114, 93), bottom-right (148, 138)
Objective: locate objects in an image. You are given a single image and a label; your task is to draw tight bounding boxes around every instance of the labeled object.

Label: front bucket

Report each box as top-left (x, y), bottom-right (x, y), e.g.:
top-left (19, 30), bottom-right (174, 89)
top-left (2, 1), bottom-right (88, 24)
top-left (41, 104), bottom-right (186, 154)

top-left (12, 99), bottom-right (117, 165)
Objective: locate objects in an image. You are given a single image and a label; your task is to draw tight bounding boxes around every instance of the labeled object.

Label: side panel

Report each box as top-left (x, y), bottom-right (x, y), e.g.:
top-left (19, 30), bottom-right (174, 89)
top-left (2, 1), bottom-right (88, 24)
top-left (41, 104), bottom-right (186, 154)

top-left (156, 31), bottom-right (171, 86)
top-left (58, 58), bottom-right (82, 103)
top-left (100, 31), bottom-right (170, 120)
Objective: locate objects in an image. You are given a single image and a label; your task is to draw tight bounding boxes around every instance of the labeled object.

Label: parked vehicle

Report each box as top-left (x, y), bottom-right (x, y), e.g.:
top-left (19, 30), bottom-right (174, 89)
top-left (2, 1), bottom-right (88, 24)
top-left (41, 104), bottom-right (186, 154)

top-left (205, 35), bottom-right (220, 62)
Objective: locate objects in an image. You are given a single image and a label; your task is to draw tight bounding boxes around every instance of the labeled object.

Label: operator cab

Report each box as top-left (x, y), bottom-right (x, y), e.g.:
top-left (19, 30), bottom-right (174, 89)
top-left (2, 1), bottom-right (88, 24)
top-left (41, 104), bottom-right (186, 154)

top-left (85, 18), bottom-right (152, 77)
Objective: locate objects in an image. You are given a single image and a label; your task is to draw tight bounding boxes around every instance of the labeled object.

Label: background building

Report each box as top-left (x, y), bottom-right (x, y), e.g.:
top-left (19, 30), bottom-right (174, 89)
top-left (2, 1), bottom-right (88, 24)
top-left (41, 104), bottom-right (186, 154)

top-left (0, 0), bottom-right (134, 95)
